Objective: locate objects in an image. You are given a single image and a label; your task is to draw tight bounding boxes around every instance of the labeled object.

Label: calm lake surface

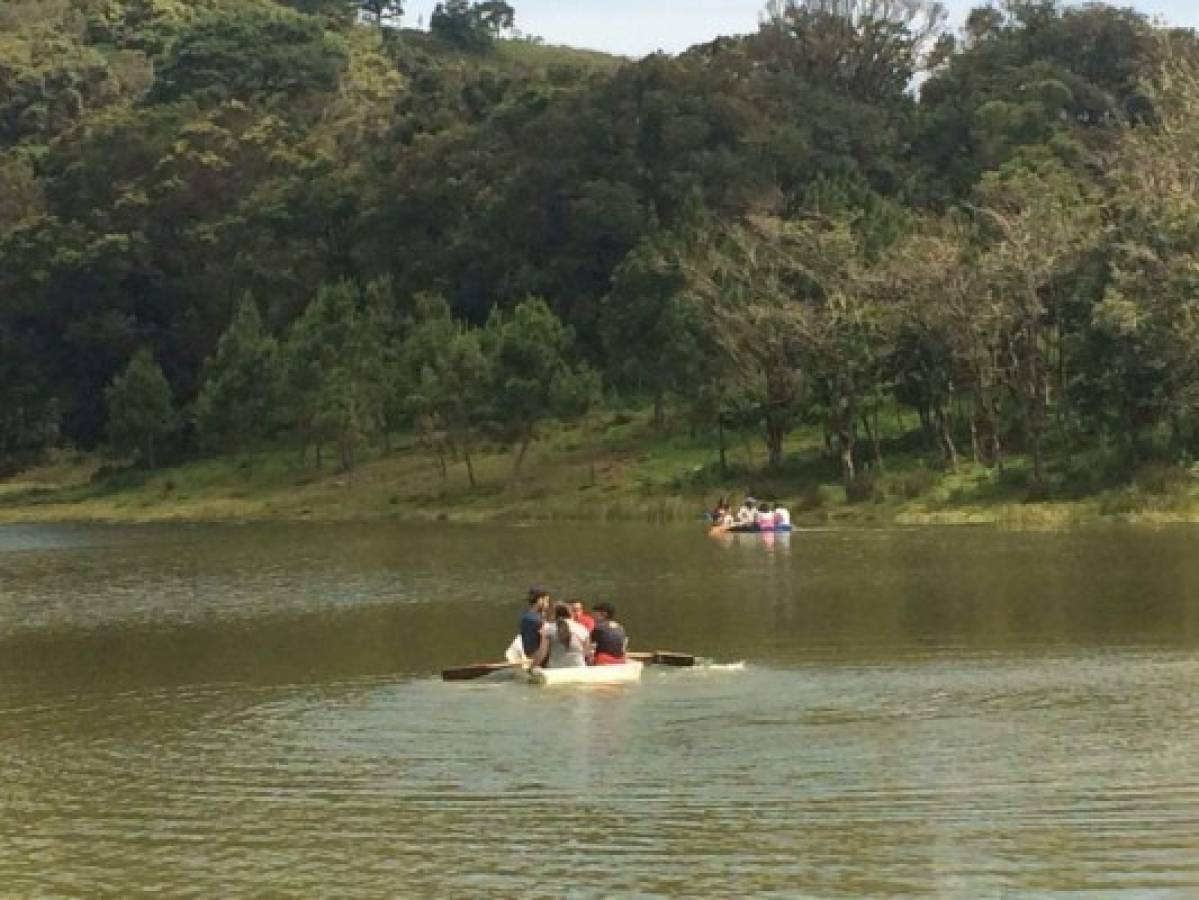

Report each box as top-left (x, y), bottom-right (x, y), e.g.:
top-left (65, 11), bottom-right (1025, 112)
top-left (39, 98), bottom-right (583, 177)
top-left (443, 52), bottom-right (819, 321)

top-left (2, 521), bottom-right (1198, 896)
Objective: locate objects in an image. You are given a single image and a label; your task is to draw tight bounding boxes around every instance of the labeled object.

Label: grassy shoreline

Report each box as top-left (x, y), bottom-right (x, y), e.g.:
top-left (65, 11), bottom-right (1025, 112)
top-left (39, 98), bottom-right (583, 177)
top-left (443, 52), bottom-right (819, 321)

top-left (3, 412), bottom-right (1199, 529)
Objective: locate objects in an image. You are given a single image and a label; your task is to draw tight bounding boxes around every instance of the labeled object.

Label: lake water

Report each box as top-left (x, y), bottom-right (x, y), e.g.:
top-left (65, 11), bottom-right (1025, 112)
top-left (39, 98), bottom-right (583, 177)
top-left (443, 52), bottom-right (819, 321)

top-left (2, 522), bottom-right (1198, 896)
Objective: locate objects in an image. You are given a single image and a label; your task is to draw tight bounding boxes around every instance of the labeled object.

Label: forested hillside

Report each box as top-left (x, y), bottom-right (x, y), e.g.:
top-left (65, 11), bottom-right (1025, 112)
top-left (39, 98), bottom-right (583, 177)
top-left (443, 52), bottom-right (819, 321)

top-left (4, 0), bottom-right (1199, 510)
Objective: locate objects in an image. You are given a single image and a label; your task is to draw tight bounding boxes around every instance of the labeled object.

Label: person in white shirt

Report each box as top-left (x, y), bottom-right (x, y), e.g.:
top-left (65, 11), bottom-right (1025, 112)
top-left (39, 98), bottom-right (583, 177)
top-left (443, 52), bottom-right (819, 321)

top-left (736, 498), bottom-right (756, 525)
top-left (531, 602), bottom-right (590, 668)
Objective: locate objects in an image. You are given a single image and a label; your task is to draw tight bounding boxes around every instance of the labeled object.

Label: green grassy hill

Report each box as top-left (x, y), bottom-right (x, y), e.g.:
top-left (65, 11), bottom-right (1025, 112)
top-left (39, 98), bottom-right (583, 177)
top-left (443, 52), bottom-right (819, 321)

top-left (4, 409), bottom-right (1199, 528)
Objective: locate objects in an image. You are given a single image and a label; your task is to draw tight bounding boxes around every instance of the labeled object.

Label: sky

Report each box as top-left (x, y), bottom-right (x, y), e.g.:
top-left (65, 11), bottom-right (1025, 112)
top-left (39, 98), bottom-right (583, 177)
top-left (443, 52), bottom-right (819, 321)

top-left (403, 1), bottom-right (1199, 58)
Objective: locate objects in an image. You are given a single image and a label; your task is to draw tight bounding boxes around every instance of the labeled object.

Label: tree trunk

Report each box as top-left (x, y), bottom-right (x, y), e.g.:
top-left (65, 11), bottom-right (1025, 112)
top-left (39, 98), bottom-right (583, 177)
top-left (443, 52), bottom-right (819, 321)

top-left (935, 404), bottom-right (959, 472)
top-left (435, 439), bottom-right (447, 481)
top-left (652, 390), bottom-right (666, 432)
top-left (862, 409), bottom-right (883, 471)
top-left (1031, 419), bottom-right (1044, 485)
top-left (839, 437), bottom-right (856, 489)
top-left (917, 404), bottom-right (934, 451)
top-left (969, 409), bottom-right (981, 466)
top-left (764, 415), bottom-right (785, 469)
top-left (464, 445), bottom-right (477, 488)
top-left (1026, 284), bottom-right (1046, 486)
top-left (717, 414), bottom-right (728, 477)
top-left (742, 429), bottom-right (756, 468)
top-left (513, 423), bottom-right (532, 472)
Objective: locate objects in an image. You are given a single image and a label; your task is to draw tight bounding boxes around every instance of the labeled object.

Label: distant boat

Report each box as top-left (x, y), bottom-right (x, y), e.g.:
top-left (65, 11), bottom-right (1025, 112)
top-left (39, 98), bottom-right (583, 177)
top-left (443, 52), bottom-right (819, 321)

top-left (709, 522), bottom-right (793, 536)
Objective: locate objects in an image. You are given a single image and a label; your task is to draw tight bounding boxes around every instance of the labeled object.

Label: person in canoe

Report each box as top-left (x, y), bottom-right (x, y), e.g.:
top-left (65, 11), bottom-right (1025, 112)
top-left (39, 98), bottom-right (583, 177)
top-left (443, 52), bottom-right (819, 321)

top-left (755, 501), bottom-right (775, 531)
top-left (510, 586), bottom-right (550, 662)
top-left (589, 602), bottom-right (629, 665)
top-left (709, 501), bottom-right (734, 529)
top-left (773, 502), bottom-right (791, 530)
top-left (570, 599), bottom-right (595, 633)
top-left (530, 602), bottom-right (590, 669)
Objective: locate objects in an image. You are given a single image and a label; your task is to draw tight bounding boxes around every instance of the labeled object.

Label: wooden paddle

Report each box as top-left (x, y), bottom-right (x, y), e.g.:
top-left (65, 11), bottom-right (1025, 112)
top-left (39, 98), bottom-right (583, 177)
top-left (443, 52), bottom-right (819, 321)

top-left (628, 651), bottom-right (697, 667)
top-left (441, 662), bottom-right (525, 682)
top-left (444, 651), bottom-right (697, 680)
top-left (651, 651), bottom-right (697, 667)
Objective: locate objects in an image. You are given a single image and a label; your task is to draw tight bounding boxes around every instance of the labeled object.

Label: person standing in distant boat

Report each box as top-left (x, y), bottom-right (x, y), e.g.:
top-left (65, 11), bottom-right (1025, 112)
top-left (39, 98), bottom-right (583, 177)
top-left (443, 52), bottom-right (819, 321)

top-left (589, 602), bottom-right (629, 665)
top-left (519, 587), bottom-right (550, 659)
top-left (773, 503), bottom-right (791, 530)
top-left (532, 602), bottom-right (589, 669)
top-left (755, 501), bottom-right (775, 531)
top-left (736, 498), bottom-right (756, 526)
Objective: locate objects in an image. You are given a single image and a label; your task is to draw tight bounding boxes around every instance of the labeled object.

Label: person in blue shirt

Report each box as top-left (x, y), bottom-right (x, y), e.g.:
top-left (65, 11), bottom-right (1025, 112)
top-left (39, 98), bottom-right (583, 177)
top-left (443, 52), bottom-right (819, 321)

top-left (519, 586), bottom-right (550, 658)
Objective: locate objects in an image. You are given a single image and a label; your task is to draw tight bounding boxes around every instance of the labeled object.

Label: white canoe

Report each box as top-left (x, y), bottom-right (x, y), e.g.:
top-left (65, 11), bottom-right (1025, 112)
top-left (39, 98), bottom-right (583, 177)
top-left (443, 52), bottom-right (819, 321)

top-left (528, 661), bottom-right (643, 687)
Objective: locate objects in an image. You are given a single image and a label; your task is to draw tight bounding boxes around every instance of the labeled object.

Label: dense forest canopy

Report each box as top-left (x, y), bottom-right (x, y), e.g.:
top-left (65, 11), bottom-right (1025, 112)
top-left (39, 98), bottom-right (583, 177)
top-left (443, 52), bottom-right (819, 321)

top-left (3, 0), bottom-right (1199, 498)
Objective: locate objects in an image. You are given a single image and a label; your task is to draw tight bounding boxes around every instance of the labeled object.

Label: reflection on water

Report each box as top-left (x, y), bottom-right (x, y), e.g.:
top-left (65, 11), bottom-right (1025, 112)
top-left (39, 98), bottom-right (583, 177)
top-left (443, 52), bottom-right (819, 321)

top-left (711, 529), bottom-right (792, 554)
top-left (2, 522), bottom-right (1199, 896)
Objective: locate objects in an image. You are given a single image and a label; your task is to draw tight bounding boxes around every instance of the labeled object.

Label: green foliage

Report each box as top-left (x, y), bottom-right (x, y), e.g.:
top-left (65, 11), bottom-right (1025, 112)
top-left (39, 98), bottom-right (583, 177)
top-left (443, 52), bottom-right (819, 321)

top-left (104, 348), bottom-right (179, 467)
top-left (194, 295), bottom-right (280, 451)
top-left (483, 297), bottom-right (593, 468)
top-left (282, 280), bottom-right (389, 470)
top-left (916, 1), bottom-right (1157, 201)
top-left (430, 0), bottom-right (514, 52)
top-left (2, 0), bottom-right (1198, 514)
top-left (148, 5), bottom-right (348, 107)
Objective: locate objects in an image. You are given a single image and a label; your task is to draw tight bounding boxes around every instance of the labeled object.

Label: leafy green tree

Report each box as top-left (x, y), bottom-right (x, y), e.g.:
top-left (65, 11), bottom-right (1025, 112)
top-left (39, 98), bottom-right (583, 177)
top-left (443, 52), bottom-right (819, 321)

top-left (760, 0), bottom-right (949, 100)
top-left (974, 154), bottom-right (1101, 485)
top-left (602, 217), bottom-right (706, 431)
top-left (1071, 37), bottom-right (1199, 463)
top-left (398, 293), bottom-right (491, 485)
top-left (483, 297), bottom-right (590, 470)
top-left (148, 6), bottom-right (348, 108)
top-left (105, 348), bottom-right (179, 468)
top-left (430, 0), bottom-right (515, 51)
top-left (915, 1), bottom-right (1156, 201)
top-left (194, 295), bottom-right (280, 452)
top-left (282, 281), bottom-right (388, 470)
top-left (885, 222), bottom-right (985, 469)
top-left (684, 218), bottom-right (810, 472)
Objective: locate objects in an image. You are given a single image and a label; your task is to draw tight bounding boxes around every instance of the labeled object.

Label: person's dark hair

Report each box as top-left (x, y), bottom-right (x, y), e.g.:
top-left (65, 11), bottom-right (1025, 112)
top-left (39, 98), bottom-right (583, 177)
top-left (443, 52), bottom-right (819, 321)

top-left (554, 602), bottom-right (572, 647)
top-left (593, 601), bottom-right (615, 618)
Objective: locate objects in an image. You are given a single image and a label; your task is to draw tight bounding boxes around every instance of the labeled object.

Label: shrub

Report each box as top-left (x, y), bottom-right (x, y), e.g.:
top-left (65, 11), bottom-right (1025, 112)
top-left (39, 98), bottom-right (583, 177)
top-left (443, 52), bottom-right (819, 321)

top-left (795, 483), bottom-right (825, 511)
top-left (845, 471), bottom-right (876, 504)
top-left (994, 465), bottom-right (1032, 494)
top-left (1135, 463), bottom-right (1188, 496)
top-left (899, 467), bottom-right (937, 499)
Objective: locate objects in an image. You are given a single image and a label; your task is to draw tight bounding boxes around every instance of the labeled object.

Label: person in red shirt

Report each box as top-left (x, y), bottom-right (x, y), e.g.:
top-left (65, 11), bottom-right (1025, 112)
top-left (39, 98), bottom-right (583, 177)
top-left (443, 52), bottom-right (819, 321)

top-left (569, 599), bottom-right (595, 635)
top-left (589, 602), bottom-right (628, 665)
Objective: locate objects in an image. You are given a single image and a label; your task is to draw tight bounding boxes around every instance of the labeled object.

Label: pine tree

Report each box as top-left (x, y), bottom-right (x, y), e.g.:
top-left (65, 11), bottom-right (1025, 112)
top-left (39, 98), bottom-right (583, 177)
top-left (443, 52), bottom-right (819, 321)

top-left (105, 349), bottom-right (179, 468)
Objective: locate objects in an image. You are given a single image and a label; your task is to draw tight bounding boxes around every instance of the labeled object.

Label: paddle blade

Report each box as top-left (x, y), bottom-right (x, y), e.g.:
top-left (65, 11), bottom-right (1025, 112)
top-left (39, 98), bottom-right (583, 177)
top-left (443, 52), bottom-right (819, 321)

top-left (652, 651), bottom-right (696, 667)
top-left (442, 662), bottom-right (519, 681)
top-left (626, 651), bottom-right (697, 667)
